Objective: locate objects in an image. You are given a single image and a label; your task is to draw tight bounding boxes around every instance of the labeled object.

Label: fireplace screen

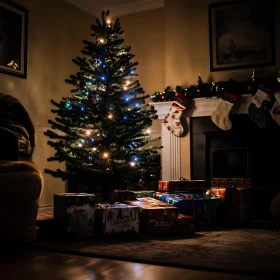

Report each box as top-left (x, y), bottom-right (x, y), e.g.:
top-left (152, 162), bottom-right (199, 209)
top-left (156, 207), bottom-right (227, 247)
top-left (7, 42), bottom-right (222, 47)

top-left (211, 147), bottom-right (249, 178)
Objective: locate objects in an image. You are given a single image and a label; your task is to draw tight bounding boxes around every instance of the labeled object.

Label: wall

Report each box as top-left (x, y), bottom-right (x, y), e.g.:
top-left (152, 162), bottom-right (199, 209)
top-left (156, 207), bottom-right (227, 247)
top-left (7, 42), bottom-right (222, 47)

top-left (120, 0), bottom-right (280, 181)
top-left (0, 0), bottom-right (96, 206)
top-left (164, 0), bottom-right (280, 180)
top-left (120, 8), bottom-right (165, 138)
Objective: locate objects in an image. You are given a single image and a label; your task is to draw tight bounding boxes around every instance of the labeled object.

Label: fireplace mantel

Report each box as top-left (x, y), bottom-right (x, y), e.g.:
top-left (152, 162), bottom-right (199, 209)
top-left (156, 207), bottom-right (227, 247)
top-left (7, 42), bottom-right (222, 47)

top-left (149, 94), bottom-right (253, 180)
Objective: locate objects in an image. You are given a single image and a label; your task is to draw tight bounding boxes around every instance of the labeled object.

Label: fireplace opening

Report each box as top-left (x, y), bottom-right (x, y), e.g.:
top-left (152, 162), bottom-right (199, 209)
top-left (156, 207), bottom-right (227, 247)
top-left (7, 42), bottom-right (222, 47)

top-left (211, 147), bottom-right (249, 178)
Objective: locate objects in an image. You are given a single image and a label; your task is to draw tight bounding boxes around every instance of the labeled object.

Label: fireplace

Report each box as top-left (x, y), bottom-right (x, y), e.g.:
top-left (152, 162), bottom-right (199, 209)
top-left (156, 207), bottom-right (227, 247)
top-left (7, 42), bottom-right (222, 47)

top-left (150, 97), bottom-right (280, 220)
top-left (190, 114), bottom-right (280, 220)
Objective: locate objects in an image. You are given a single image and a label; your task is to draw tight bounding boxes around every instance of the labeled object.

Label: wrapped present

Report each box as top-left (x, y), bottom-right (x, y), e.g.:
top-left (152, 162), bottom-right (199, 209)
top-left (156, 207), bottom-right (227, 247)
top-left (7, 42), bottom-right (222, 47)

top-left (211, 178), bottom-right (251, 188)
top-left (155, 191), bottom-right (170, 199)
top-left (54, 193), bottom-right (96, 238)
top-left (130, 190), bottom-right (156, 199)
top-left (207, 188), bottom-right (227, 199)
top-left (174, 214), bottom-right (196, 235)
top-left (225, 187), bottom-right (252, 225)
top-left (158, 180), bottom-right (206, 193)
top-left (158, 193), bottom-right (220, 227)
top-left (208, 187), bottom-right (252, 225)
top-left (109, 190), bottom-right (137, 203)
top-left (94, 203), bottom-right (139, 237)
top-left (125, 197), bottom-right (178, 235)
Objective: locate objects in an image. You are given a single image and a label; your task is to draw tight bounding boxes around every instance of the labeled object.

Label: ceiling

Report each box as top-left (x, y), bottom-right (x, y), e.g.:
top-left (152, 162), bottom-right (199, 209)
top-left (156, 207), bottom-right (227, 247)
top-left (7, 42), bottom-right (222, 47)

top-left (65, 0), bottom-right (164, 17)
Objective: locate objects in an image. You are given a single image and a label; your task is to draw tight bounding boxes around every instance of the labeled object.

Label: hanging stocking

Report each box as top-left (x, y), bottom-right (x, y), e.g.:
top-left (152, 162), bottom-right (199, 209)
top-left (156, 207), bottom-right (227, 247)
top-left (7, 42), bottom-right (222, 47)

top-left (248, 84), bottom-right (273, 129)
top-left (211, 91), bottom-right (238, 130)
top-left (270, 92), bottom-right (280, 126)
top-left (163, 102), bottom-right (186, 137)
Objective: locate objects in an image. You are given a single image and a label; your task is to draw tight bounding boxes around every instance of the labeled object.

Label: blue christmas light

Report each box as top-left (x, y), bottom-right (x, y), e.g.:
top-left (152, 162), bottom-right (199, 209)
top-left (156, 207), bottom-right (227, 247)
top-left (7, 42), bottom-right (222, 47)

top-left (132, 141), bottom-right (135, 145)
top-left (134, 157), bottom-right (138, 161)
top-left (88, 156), bottom-right (92, 160)
top-left (124, 116), bottom-right (128, 120)
top-left (103, 64), bottom-right (106, 68)
top-left (80, 107), bottom-right (85, 111)
top-left (125, 97), bottom-right (129, 101)
top-left (90, 138), bottom-right (94, 142)
top-left (130, 70), bottom-right (134, 74)
top-left (101, 76), bottom-right (105, 80)
top-left (84, 91), bottom-right (89, 96)
top-left (135, 103), bottom-right (140, 108)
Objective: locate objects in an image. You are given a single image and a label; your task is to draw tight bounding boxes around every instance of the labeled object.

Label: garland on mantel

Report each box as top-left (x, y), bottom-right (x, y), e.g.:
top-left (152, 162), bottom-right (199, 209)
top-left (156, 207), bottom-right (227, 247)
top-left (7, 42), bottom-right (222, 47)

top-left (151, 72), bottom-right (280, 106)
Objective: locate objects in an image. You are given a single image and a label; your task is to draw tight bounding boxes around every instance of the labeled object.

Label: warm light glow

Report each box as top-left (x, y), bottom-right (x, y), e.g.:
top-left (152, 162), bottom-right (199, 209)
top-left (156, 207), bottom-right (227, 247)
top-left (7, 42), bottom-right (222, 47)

top-left (108, 113), bottom-right (113, 119)
top-left (123, 85), bottom-right (128, 90)
top-left (99, 38), bottom-right (105, 44)
top-left (78, 143), bottom-right (83, 147)
top-left (103, 152), bottom-right (109, 158)
top-left (130, 162), bottom-right (136, 167)
top-left (86, 130), bottom-right (91, 136)
top-left (92, 147), bottom-right (97, 151)
top-left (106, 18), bottom-right (111, 25)
top-left (146, 129), bottom-right (151, 134)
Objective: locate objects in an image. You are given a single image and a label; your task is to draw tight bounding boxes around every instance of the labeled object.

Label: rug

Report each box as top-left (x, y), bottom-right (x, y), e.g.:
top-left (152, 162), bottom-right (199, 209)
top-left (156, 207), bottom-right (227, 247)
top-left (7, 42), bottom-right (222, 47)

top-left (34, 228), bottom-right (280, 278)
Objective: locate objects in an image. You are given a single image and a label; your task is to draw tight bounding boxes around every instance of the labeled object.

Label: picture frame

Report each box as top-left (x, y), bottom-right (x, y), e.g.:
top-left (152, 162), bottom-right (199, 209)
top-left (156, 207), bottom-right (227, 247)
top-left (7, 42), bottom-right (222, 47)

top-left (208, 0), bottom-right (275, 72)
top-left (0, 0), bottom-right (28, 78)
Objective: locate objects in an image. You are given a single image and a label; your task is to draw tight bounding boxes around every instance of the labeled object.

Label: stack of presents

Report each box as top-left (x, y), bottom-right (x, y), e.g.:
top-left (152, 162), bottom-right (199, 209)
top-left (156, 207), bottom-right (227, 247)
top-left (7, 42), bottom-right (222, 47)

top-left (53, 178), bottom-right (252, 239)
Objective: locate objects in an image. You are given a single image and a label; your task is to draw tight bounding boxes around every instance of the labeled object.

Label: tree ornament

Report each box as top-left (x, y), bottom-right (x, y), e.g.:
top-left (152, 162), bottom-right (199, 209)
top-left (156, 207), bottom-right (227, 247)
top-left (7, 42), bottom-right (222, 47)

top-left (89, 84), bottom-right (97, 91)
top-left (89, 91), bottom-right (98, 104)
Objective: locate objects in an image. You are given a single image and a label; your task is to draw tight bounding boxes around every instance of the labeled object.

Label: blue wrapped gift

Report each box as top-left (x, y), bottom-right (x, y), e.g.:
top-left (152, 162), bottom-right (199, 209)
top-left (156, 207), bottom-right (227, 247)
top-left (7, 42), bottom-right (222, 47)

top-left (158, 193), bottom-right (221, 226)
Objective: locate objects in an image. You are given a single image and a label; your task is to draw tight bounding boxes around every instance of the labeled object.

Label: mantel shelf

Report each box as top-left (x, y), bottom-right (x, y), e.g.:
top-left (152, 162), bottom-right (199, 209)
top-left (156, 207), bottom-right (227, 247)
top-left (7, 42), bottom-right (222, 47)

top-left (149, 94), bottom-right (253, 119)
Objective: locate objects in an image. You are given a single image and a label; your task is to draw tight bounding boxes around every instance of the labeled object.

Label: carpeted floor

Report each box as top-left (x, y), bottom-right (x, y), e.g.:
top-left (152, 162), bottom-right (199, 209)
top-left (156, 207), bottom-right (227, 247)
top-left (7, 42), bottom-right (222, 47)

top-left (34, 228), bottom-right (280, 278)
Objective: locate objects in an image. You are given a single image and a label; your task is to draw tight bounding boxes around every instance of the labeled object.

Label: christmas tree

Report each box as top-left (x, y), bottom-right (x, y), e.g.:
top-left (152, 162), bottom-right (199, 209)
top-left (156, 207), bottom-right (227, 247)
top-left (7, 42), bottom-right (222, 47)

top-left (44, 10), bottom-right (162, 198)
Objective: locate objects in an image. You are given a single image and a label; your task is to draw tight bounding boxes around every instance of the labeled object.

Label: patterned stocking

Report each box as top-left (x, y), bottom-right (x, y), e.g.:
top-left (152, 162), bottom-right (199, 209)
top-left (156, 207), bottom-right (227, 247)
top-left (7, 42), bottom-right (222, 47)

top-left (163, 103), bottom-right (185, 137)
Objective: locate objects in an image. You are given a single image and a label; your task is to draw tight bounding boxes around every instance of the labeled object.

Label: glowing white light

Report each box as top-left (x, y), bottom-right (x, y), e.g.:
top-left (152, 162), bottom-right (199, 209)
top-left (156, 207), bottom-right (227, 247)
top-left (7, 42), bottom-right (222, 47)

top-left (146, 129), bottom-right (151, 134)
top-left (130, 162), bottom-right (136, 167)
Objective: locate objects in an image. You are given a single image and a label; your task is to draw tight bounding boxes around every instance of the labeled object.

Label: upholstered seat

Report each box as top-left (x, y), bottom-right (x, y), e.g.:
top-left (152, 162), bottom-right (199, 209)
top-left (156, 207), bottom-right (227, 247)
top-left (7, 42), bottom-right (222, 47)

top-left (0, 93), bottom-right (43, 242)
top-left (0, 160), bottom-right (43, 241)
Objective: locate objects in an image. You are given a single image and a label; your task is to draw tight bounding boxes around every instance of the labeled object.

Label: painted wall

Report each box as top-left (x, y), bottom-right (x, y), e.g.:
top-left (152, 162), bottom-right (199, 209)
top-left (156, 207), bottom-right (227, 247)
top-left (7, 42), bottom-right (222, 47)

top-left (0, 0), bottom-right (96, 206)
top-left (165, 0), bottom-right (280, 180)
top-left (121, 0), bottom-right (280, 181)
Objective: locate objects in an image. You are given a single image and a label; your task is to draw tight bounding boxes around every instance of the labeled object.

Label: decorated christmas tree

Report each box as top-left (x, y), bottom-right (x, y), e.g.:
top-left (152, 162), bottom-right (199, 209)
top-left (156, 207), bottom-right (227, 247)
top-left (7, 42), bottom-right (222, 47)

top-left (44, 10), bottom-right (162, 199)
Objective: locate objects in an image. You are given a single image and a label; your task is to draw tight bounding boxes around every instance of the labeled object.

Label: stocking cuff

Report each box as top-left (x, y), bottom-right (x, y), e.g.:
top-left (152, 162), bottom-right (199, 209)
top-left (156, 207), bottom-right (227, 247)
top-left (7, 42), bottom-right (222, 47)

top-left (252, 89), bottom-right (272, 108)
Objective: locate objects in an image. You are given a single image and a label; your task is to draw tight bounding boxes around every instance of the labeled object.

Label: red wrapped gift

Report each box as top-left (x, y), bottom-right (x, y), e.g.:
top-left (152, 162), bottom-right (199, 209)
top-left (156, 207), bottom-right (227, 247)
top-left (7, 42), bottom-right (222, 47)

top-left (175, 214), bottom-right (196, 235)
top-left (126, 197), bottom-right (178, 235)
top-left (211, 178), bottom-right (251, 188)
top-left (158, 180), bottom-right (206, 192)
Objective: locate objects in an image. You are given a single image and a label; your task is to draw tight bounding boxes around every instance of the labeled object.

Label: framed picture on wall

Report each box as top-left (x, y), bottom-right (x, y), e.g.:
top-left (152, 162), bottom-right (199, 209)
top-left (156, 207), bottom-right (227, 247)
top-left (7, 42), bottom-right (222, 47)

top-left (0, 0), bottom-right (28, 78)
top-left (208, 0), bottom-right (275, 72)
